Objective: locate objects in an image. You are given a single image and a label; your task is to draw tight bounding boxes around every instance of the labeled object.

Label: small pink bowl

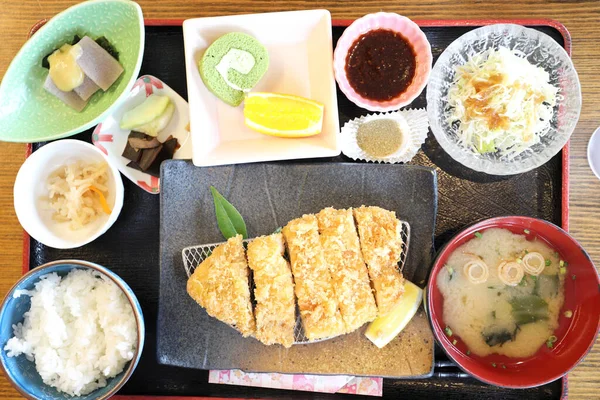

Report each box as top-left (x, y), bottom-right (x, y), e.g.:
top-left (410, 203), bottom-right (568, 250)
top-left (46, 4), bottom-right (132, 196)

top-left (334, 13), bottom-right (432, 112)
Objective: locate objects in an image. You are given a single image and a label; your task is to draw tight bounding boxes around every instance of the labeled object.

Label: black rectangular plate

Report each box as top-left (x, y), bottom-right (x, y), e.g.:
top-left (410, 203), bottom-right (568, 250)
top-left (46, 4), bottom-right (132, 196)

top-left (157, 162), bottom-right (437, 376)
top-left (27, 23), bottom-right (564, 399)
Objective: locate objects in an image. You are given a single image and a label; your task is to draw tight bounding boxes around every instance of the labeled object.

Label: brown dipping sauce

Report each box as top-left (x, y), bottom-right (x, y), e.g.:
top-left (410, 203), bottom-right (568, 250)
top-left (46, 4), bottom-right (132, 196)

top-left (345, 29), bottom-right (417, 101)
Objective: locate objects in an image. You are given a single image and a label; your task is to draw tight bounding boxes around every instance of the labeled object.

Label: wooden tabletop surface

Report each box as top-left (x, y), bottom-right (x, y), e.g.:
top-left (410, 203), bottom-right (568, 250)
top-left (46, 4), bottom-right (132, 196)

top-left (1, 0), bottom-right (599, 398)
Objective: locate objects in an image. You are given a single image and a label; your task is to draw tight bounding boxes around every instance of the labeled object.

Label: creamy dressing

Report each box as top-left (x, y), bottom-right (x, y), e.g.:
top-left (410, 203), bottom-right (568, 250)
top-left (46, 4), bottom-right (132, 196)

top-left (48, 43), bottom-right (84, 92)
top-left (215, 48), bottom-right (255, 91)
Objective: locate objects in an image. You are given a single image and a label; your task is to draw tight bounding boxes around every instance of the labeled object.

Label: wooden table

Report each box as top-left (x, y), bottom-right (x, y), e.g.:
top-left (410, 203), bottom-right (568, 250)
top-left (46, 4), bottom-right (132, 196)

top-left (1, 0), bottom-right (599, 398)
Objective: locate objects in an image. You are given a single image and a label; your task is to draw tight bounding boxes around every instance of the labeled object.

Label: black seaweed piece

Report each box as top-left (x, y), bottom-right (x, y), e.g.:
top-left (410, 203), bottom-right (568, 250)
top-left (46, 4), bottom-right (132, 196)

top-left (122, 141), bottom-right (141, 163)
top-left (146, 138), bottom-right (178, 177)
top-left (95, 36), bottom-right (119, 61)
top-left (482, 326), bottom-right (516, 347)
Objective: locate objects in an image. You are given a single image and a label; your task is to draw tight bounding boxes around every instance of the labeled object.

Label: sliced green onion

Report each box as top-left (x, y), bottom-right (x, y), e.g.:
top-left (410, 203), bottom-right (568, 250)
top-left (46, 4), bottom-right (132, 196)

top-left (559, 260), bottom-right (565, 267)
top-left (466, 350), bottom-right (471, 356)
top-left (546, 335), bottom-right (558, 348)
top-left (452, 339), bottom-right (457, 345)
top-left (502, 364), bottom-right (507, 369)
top-left (545, 259), bottom-right (551, 266)
top-left (491, 362), bottom-right (497, 368)
top-left (572, 274), bottom-right (577, 280)
top-left (564, 310), bottom-right (573, 318)
top-left (445, 326), bottom-right (453, 337)
top-left (474, 232), bottom-right (483, 239)
top-left (560, 267), bottom-right (567, 275)
top-left (524, 229), bottom-right (530, 234)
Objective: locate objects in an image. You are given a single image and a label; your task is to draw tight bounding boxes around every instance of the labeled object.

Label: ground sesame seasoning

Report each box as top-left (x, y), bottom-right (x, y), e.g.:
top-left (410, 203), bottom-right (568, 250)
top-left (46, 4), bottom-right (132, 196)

top-left (356, 119), bottom-right (405, 157)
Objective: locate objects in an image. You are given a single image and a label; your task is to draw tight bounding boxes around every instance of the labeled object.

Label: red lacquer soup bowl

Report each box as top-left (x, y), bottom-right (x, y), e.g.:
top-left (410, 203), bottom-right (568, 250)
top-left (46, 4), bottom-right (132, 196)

top-left (427, 216), bottom-right (600, 388)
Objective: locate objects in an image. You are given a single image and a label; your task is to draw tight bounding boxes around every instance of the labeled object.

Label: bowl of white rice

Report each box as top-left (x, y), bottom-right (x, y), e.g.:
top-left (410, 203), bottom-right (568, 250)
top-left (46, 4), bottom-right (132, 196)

top-left (0, 260), bottom-right (144, 400)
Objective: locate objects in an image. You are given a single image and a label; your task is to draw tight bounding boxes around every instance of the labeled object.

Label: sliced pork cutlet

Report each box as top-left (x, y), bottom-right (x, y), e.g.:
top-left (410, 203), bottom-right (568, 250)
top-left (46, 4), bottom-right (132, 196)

top-left (317, 207), bottom-right (377, 332)
top-left (282, 214), bottom-right (345, 340)
top-left (186, 235), bottom-right (255, 337)
top-left (247, 233), bottom-right (296, 348)
top-left (353, 206), bottom-right (405, 316)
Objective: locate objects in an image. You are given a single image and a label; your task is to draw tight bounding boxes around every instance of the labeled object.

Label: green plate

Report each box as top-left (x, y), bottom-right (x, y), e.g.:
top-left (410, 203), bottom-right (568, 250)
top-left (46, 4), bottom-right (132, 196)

top-left (0, 0), bottom-right (144, 143)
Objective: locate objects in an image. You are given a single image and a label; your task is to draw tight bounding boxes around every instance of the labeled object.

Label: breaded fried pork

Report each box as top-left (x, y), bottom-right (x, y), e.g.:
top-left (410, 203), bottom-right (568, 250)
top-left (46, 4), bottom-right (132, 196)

top-left (317, 207), bottom-right (378, 332)
top-left (247, 233), bottom-right (296, 348)
top-left (353, 206), bottom-right (405, 316)
top-left (282, 214), bottom-right (345, 340)
top-left (186, 235), bottom-right (255, 337)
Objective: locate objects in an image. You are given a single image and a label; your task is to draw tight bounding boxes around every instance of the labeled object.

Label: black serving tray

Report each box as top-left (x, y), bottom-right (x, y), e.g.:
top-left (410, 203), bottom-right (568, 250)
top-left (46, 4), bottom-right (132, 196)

top-left (26, 21), bottom-right (566, 399)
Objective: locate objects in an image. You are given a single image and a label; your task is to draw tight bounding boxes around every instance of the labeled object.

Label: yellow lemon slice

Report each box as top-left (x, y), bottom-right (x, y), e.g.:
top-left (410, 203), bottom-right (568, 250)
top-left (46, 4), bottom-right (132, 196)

top-left (365, 280), bottom-right (423, 348)
top-left (243, 92), bottom-right (324, 137)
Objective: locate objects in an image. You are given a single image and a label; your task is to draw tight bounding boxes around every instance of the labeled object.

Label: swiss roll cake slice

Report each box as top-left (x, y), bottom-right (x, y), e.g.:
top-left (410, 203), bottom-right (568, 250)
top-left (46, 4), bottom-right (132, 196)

top-left (199, 32), bottom-right (269, 107)
top-left (247, 233), bottom-right (296, 348)
top-left (282, 214), bottom-right (345, 341)
top-left (317, 207), bottom-right (378, 332)
top-left (186, 235), bottom-right (255, 337)
top-left (353, 206), bottom-right (406, 316)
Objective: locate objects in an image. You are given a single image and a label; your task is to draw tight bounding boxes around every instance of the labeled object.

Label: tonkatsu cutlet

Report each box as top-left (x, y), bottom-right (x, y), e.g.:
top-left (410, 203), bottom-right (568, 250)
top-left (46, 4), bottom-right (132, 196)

top-left (282, 214), bottom-right (345, 340)
top-left (317, 207), bottom-right (378, 332)
top-left (247, 233), bottom-right (296, 348)
top-left (186, 235), bottom-right (255, 337)
top-left (353, 206), bottom-right (405, 316)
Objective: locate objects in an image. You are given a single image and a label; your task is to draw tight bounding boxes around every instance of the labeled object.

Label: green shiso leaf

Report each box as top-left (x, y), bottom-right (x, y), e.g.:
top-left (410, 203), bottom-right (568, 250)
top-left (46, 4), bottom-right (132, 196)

top-left (210, 186), bottom-right (248, 240)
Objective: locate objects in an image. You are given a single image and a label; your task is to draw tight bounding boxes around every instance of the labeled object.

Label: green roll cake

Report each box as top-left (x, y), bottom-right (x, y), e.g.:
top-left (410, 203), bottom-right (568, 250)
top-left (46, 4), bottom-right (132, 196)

top-left (199, 32), bottom-right (269, 107)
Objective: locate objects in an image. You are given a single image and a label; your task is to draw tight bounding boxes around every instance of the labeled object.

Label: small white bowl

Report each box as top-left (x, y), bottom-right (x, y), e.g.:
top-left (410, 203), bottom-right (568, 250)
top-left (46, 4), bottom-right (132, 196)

top-left (14, 140), bottom-right (124, 249)
top-left (587, 126), bottom-right (600, 180)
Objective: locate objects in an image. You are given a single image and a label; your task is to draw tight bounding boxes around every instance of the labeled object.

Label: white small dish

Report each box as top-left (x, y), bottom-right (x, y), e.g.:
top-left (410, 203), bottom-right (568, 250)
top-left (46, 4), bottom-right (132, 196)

top-left (14, 140), bottom-right (124, 249)
top-left (92, 75), bottom-right (192, 194)
top-left (588, 126), bottom-right (600, 180)
top-left (340, 109), bottom-right (429, 164)
top-left (182, 9), bottom-right (340, 167)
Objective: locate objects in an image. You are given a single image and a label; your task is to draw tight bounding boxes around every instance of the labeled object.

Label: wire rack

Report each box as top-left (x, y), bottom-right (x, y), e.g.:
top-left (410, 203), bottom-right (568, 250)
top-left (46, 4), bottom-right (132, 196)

top-left (182, 220), bottom-right (411, 344)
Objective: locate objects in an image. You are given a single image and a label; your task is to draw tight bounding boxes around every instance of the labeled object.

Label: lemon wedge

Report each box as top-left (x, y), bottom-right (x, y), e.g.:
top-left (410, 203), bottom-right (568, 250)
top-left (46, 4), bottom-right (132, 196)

top-left (243, 92), bottom-right (324, 137)
top-left (365, 280), bottom-right (423, 348)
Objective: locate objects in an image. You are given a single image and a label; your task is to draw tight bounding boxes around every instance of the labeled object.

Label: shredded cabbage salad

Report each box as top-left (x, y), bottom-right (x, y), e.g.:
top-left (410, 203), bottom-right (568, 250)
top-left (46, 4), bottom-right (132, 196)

top-left (447, 47), bottom-right (558, 157)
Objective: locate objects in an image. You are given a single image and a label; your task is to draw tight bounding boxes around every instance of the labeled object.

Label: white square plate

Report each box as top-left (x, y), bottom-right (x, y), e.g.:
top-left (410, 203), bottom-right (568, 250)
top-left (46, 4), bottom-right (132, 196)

top-left (182, 9), bottom-right (340, 167)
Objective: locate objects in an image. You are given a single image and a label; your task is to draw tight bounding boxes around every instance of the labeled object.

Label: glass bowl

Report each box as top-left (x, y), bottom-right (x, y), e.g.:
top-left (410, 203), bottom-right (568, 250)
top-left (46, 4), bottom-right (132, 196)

top-left (426, 24), bottom-right (581, 175)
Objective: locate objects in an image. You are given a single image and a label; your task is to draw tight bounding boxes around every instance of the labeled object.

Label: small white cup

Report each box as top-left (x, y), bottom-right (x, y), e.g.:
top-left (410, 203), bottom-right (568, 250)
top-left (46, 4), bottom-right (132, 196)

top-left (588, 126), bottom-right (600, 181)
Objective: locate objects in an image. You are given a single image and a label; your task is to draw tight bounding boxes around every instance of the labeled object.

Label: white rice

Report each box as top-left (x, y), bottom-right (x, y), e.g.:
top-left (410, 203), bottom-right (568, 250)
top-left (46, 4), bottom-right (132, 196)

top-left (4, 269), bottom-right (138, 396)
